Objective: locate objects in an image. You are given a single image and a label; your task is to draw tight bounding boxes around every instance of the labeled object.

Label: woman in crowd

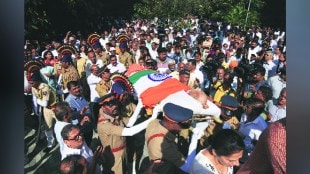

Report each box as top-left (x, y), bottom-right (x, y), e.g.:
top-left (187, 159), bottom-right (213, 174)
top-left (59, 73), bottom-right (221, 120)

top-left (190, 129), bottom-right (245, 174)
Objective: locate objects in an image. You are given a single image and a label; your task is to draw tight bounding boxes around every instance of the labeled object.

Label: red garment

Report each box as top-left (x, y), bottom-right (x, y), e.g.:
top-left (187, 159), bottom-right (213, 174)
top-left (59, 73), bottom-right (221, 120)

top-left (140, 78), bottom-right (190, 108)
top-left (236, 118), bottom-right (286, 174)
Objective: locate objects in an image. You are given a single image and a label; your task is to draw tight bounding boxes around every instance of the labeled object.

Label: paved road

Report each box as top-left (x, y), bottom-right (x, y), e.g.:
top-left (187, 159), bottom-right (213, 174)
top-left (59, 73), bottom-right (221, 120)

top-left (24, 113), bottom-right (149, 174)
top-left (24, 113), bottom-right (102, 174)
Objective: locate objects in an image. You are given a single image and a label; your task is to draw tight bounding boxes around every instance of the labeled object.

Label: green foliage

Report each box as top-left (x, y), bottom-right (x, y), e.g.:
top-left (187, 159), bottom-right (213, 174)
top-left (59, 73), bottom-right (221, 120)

top-left (133, 0), bottom-right (265, 28)
top-left (25, 0), bottom-right (115, 40)
top-left (25, 0), bottom-right (275, 41)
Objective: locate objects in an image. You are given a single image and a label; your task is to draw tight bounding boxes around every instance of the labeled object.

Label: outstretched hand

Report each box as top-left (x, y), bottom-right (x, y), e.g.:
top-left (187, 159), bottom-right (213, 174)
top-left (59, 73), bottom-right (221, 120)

top-left (192, 122), bottom-right (209, 139)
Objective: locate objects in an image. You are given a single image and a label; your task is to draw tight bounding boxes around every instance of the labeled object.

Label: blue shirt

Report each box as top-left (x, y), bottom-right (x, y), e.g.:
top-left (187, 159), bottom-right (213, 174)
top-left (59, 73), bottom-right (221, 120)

top-left (239, 114), bottom-right (268, 153)
top-left (65, 94), bottom-right (90, 113)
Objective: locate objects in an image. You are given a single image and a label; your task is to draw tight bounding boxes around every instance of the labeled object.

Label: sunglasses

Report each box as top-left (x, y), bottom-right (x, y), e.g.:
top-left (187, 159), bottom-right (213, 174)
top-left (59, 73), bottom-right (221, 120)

top-left (66, 132), bottom-right (83, 141)
top-left (177, 121), bottom-right (191, 129)
top-left (101, 100), bottom-right (118, 107)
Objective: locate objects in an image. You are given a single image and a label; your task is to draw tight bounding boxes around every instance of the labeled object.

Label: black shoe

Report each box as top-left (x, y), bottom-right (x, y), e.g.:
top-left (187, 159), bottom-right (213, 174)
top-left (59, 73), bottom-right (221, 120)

top-left (43, 142), bottom-right (56, 153)
top-left (43, 147), bottom-right (53, 153)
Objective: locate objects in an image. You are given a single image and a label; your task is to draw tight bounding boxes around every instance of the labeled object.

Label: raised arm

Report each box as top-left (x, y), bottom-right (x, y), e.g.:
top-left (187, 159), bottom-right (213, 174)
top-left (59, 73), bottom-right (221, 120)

top-left (179, 122), bottom-right (209, 172)
top-left (121, 104), bottom-right (160, 136)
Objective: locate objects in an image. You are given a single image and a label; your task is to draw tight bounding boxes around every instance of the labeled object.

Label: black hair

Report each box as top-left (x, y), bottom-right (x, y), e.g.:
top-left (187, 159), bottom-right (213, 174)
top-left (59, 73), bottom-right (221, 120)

top-left (187, 59), bottom-right (197, 66)
top-left (60, 154), bottom-right (86, 174)
top-left (253, 65), bottom-right (266, 76)
top-left (61, 124), bottom-right (79, 140)
top-left (258, 85), bottom-right (273, 102)
top-left (210, 129), bottom-right (245, 156)
top-left (67, 80), bottom-right (80, 90)
top-left (245, 98), bottom-right (265, 115)
top-left (54, 101), bottom-right (70, 121)
top-left (279, 68), bottom-right (286, 76)
top-left (193, 51), bottom-right (202, 57)
top-left (279, 87), bottom-right (286, 98)
top-left (43, 50), bottom-right (54, 59)
top-left (157, 47), bottom-right (167, 53)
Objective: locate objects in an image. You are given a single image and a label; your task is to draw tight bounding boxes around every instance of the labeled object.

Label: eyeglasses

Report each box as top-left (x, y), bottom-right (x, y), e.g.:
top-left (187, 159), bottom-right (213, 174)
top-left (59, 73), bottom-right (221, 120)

top-left (66, 132), bottom-right (83, 141)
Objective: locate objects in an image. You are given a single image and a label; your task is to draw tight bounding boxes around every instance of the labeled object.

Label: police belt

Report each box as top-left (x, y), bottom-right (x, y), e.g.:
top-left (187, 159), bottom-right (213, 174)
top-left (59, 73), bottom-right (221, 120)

top-left (111, 144), bottom-right (126, 153)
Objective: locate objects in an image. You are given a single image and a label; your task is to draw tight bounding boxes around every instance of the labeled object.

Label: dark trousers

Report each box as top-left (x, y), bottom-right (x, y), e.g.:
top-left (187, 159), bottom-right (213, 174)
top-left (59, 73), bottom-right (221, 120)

top-left (89, 102), bottom-right (99, 123)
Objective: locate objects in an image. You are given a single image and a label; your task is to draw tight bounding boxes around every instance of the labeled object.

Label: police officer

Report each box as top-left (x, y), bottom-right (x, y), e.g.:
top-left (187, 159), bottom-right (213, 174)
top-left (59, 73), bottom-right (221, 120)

top-left (118, 42), bottom-right (134, 69)
top-left (95, 66), bottom-right (112, 97)
top-left (144, 102), bottom-right (208, 174)
top-left (96, 93), bottom-right (156, 174)
top-left (59, 54), bottom-right (80, 97)
top-left (28, 72), bottom-right (57, 150)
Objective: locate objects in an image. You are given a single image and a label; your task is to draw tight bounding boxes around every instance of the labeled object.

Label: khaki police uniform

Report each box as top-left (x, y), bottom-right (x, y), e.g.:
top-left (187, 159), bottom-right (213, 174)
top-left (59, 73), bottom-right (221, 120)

top-left (32, 82), bottom-right (57, 128)
top-left (120, 100), bottom-right (136, 118)
top-left (76, 57), bottom-right (87, 77)
top-left (61, 65), bottom-right (80, 90)
top-left (96, 52), bottom-right (109, 65)
top-left (97, 112), bottom-right (130, 174)
top-left (95, 79), bottom-right (112, 97)
top-left (54, 61), bottom-right (62, 77)
top-left (145, 119), bottom-right (186, 173)
top-left (119, 51), bottom-right (134, 69)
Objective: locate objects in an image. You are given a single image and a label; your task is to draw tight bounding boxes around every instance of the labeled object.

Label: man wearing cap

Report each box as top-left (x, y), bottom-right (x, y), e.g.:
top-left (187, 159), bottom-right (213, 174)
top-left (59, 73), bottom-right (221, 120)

top-left (119, 42), bottom-right (134, 69)
top-left (220, 95), bottom-right (241, 129)
top-left (96, 93), bottom-right (157, 174)
top-left (143, 103), bottom-right (208, 173)
top-left (93, 41), bottom-right (109, 66)
top-left (28, 72), bottom-right (57, 150)
top-left (59, 54), bottom-right (80, 96)
top-left (95, 66), bottom-right (112, 97)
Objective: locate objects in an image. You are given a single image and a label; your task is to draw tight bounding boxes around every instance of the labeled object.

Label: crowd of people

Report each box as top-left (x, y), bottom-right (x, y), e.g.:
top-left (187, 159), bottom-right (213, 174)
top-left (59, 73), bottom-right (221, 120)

top-left (24, 17), bottom-right (286, 174)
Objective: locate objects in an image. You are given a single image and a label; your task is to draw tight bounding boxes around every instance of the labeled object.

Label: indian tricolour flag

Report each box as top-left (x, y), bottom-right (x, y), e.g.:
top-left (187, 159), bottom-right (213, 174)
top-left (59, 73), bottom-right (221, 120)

top-left (128, 70), bottom-right (190, 108)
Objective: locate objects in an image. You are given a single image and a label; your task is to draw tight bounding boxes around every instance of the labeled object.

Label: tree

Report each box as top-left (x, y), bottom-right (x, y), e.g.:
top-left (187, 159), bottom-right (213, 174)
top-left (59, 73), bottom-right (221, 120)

top-left (133, 0), bottom-right (266, 29)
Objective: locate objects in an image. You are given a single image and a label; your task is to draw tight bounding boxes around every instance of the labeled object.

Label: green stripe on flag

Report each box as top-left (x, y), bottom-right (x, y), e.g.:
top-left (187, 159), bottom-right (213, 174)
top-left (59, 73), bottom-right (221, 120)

top-left (128, 70), bottom-right (155, 84)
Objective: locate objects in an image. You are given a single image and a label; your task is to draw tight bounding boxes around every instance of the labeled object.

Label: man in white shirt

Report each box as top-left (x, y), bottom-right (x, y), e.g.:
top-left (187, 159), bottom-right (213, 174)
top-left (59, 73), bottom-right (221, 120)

top-left (61, 124), bottom-right (101, 174)
top-left (247, 40), bottom-right (261, 64)
top-left (54, 102), bottom-right (72, 157)
top-left (149, 42), bottom-right (159, 60)
top-left (87, 65), bottom-right (102, 124)
top-left (187, 59), bottom-right (204, 89)
top-left (107, 54), bottom-right (126, 74)
top-left (85, 51), bottom-right (103, 77)
top-left (267, 69), bottom-right (286, 100)
top-left (263, 50), bottom-right (277, 79)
